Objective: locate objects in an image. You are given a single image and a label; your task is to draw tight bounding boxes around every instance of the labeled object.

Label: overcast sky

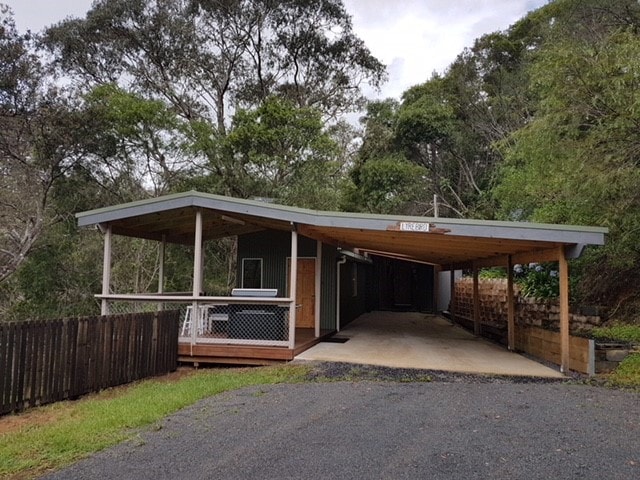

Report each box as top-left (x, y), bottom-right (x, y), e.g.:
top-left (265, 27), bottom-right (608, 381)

top-left (6, 0), bottom-right (548, 100)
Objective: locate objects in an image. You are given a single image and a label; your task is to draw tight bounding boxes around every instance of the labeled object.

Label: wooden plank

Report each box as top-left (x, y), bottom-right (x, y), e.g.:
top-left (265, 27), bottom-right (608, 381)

top-left (515, 325), bottom-right (590, 374)
top-left (2, 323), bottom-right (15, 413)
top-left (10, 323), bottom-right (25, 412)
top-left (51, 320), bottom-right (63, 402)
top-left (471, 256), bottom-right (509, 269)
top-left (178, 343), bottom-right (295, 361)
top-left (511, 248), bottom-right (560, 265)
top-left (0, 323), bottom-right (10, 414)
top-left (68, 318), bottom-right (79, 398)
top-left (26, 321), bottom-right (39, 407)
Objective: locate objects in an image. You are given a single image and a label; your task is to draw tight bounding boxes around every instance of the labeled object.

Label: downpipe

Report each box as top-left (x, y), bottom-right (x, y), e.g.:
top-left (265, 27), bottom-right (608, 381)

top-left (336, 256), bottom-right (347, 332)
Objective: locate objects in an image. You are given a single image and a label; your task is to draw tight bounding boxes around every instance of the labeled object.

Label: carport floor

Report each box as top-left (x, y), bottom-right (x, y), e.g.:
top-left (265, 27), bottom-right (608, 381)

top-left (295, 312), bottom-right (564, 378)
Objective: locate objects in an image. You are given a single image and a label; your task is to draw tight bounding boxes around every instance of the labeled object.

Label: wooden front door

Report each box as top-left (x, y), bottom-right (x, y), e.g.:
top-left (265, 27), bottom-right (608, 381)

top-left (288, 258), bottom-right (316, 328)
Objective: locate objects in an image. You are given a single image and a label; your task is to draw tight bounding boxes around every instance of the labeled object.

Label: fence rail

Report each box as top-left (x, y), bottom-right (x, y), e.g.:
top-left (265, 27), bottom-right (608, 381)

top-left (0, 310), bottom-right (179, 416)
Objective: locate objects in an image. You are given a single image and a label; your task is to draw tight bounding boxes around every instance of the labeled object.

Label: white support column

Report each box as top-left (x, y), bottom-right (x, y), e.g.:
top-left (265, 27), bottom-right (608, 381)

top-left (507, 256), bottom-right (516, 351)
top-left (191, 210), bottom-right (203, 347)
top-left (288, 229), bottom-right (298, 349)
top-left (314, 240), bottom-right (322, 338)
top-left (157, 235), bottom-right (166, 312)
top-left (449, 266), bottom-right (456, 323)
top-left (101, 224), bottom-right (112, 316)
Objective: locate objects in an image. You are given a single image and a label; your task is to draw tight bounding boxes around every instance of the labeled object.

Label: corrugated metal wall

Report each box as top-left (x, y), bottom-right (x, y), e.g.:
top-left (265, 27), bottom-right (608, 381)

top-left (237, 231), bottom-right (337, 330)
top-left (339, 260), bottom-right (370, 327)
top-left (321, 243), bottom-right (338, 330)
top-left (237, 230), bottom-right (317, 296)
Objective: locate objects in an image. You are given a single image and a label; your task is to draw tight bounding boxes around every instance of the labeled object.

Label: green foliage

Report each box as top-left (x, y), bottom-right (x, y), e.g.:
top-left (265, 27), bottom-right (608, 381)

top-left (221, 96), bottom-right (343, 209)
top-left (0, 365), bottom-right (310, 478)
top-left (513, 263), bottom-right (559, 300)
top-left (591, 324), bottom-right (640, 343)
top-left (608, 353), bottom-right (640, 389)
top-left (345, 155), bottom-right (428, 214)
top-left (478, 268), bottom-right (506, 280)
top-left (494, 2), bottom-right (640, 311)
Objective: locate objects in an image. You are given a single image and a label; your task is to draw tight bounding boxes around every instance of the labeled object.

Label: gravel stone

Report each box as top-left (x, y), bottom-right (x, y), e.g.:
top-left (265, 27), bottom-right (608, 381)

top-left (43, 363), bottom-right (639, 480)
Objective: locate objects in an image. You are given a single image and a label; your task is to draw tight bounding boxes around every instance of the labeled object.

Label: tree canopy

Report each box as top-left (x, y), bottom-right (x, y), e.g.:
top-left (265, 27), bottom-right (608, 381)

top-left (2, 0), bottom-right (640, 322)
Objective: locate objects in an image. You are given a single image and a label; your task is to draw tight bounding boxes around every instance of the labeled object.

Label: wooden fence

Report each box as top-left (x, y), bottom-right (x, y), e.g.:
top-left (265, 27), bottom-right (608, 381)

top-left (515, 325), bottom-right (594, 375)
top-left (0, 310), bottom-right (179, 416)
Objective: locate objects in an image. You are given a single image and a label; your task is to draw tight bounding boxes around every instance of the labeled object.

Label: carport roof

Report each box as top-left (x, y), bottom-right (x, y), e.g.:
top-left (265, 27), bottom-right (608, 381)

top-left (76, 191), bottom-right (607, 267)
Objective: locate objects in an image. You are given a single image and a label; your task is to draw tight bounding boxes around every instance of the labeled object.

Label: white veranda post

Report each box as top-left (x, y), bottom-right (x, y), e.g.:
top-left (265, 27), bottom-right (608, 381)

top-left (191, 210), bottom-right (204, 346)
top-left (101, 224), bottom-right (112, 316)
top-left (157, 235), bottom-right (166, 312)
top-left (288, 229), bottom-right (298, 349)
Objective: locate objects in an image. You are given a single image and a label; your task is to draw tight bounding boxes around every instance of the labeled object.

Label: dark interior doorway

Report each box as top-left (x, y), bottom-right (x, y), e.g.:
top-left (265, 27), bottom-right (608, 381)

top-left (371, 256), bottom-right (435, 313)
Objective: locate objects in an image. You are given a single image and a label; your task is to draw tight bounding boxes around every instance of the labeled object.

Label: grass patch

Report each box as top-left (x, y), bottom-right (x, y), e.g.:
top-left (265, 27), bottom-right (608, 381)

top-left (608, 353), bottom-right (640, 389)
top-left (591, 324), bottom-right (640, 343)
top-left (0, 364), bottom-right (309, 479)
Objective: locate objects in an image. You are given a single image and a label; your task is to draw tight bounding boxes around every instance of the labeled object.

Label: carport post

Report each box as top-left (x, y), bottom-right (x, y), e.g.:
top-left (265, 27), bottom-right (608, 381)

top-left (559, 246), bottom-right (570, 373)
top-left (507, 256), bottom-right (516, 350)
top-left (473, 266), bottom-right (481, 336)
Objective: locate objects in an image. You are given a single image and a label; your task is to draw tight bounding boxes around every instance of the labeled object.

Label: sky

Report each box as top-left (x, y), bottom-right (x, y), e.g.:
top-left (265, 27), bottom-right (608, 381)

top-left (6, 0), bottom-right (549, 101)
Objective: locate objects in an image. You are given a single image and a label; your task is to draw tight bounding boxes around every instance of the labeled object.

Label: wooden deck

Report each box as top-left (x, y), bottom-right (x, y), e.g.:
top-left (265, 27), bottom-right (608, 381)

top-left (178, 328), bottom-right (334, 365)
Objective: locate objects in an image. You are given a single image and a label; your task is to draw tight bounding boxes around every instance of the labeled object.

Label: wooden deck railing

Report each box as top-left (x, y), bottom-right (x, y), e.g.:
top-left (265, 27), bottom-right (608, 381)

top-left (0, 310), bottom-right (179, 416)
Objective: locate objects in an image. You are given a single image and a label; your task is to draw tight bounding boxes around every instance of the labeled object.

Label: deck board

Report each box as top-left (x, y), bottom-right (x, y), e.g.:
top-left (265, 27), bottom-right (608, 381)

top-left (178, 328), bottom-right (333, 365)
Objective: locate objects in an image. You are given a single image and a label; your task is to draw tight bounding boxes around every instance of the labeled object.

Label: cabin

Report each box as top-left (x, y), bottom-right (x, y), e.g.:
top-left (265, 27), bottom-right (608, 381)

top-left (76, 191), bottom-right (607, 371)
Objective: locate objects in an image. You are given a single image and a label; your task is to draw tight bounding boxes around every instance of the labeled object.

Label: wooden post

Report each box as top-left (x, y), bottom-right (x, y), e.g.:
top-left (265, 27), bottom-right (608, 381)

top-left (314, 240), bottom-right (322, 338)
top-left (288, 229), bottom-right (298, 349)
top-left (559, 246), bottom-right (570, 373)
top-left (191, 210), bottom-right (203, 347)
top-left (449, 266), bottom-right (456, 323)
top-left (507, 256), bottom-right (515, 350)
top-left (101, 224), bottom-right (112, 316)
top-left (473, 266), bottom-right (481, 336)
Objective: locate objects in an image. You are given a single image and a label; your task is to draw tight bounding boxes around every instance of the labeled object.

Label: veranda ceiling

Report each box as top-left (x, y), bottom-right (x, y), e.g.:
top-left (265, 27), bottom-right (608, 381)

top-left (76, 191), bottom-right (607, 267)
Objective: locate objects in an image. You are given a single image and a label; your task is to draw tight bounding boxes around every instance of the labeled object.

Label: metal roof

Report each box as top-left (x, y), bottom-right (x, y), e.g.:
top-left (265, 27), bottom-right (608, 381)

top-left (76, 191), bottom-right (607, 267)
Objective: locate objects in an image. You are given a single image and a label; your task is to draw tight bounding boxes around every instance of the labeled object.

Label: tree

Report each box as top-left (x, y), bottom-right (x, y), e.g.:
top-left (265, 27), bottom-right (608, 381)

top-left (44, 0), bottom-right (385, 128)
top-left (0, 6), bottom-right (79, 283)
top-left (218, 96), bottom-right (343, 209)
top-left (494, 2), bottom-right (640, 314)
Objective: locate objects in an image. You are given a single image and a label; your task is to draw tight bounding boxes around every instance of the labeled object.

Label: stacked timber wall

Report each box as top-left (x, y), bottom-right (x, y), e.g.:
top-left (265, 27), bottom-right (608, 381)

top-left (451, 278), bottom-right (603, 334)
top-left (0, 310), bottom-right (179, 415)
top-left (450, 278), bottom-right (604, 374)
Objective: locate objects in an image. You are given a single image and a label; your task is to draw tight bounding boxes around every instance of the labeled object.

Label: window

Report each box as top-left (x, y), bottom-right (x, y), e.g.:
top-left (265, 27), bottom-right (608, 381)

top-left (241, 258), bottom-right (263, 289)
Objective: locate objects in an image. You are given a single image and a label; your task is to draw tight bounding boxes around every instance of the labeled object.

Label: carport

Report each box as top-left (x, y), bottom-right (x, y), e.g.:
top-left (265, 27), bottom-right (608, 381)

top-left (295, 312), bottom-right (564, 378)
top-left (77, 191), bottom-right (607, 372)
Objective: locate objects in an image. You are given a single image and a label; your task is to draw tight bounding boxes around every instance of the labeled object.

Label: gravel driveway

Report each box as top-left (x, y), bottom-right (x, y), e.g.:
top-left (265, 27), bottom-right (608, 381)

top-left (43, 365), bottom-right (639, 480)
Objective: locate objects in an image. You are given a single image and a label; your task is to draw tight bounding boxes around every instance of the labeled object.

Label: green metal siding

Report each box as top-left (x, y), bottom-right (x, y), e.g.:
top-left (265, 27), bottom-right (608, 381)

top-left (237, 230), bottom-right (340, 330)
top-left (339, 260), bottom-right (370, 327)
top-left (237, 230), bottom-right (322, 294)
top-left (320, 244), bottom-right (338, 330)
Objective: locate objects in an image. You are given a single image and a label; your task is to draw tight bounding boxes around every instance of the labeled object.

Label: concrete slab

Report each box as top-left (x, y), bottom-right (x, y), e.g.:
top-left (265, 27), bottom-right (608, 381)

top-left (295, 312), bottom-right (564, 378)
